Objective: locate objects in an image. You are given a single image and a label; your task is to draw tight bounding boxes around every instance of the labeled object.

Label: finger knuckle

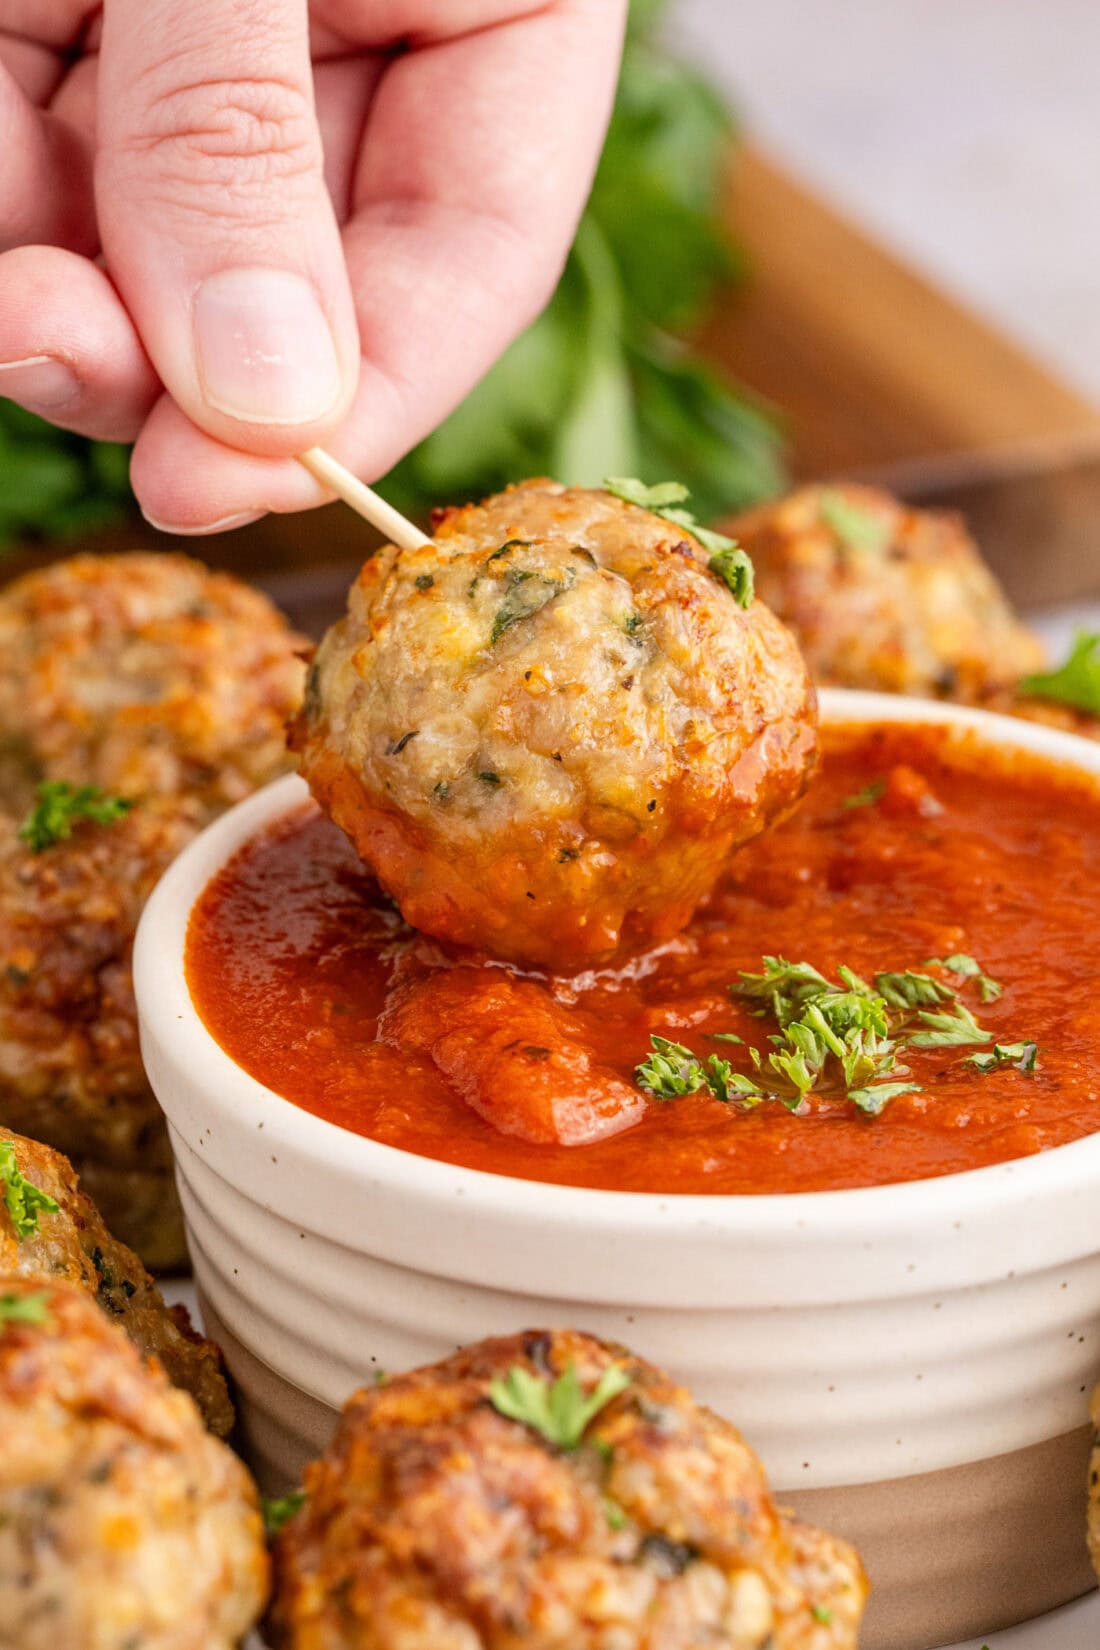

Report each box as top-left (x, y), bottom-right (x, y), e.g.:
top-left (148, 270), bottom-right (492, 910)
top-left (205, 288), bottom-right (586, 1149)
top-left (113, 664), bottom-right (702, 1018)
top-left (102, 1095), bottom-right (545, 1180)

top-left (126, 75), bottom-right (320, 199)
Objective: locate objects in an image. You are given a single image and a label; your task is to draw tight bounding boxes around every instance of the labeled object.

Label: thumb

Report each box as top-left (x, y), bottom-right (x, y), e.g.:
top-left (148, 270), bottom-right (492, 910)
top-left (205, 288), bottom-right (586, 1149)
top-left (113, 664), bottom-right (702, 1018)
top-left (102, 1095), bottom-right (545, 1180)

top-left (95, 0), bottom-right (359, 456)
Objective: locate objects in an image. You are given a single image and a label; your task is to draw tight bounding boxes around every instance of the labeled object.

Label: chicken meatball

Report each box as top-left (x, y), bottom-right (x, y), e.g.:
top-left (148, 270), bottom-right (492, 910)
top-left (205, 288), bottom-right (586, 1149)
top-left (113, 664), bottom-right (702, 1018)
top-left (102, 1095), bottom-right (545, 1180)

top-left (727, 484), bottom-right (1044, 700)
top-left (268, 1328), bottom-right (866, 1650)
top-left (292, 480), bottom-right (817, 969)
top-left (0, 799), bottom-right (202, 1268)
top-left (0, 1123), bottom-right (233, 1436)
top-left (0, 551), bottom-right (306, 818)
top-left (0, 1277), bottom-right (267, 1650)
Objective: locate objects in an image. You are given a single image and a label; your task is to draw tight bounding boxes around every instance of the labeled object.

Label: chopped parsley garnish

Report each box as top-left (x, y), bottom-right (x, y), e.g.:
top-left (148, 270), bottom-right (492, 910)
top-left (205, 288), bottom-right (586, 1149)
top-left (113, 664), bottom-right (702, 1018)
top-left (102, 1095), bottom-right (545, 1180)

top-left (811, 1603), bottom-right (834, 1625)
top-left (262, 1491), bottom-right (306, 1537)
top-left (490, 566), bottom-right (574, 643)
top-left (636, 953), bottom-right (1034, 1117)
top-left (818, 490), bottom-right (890, 554)
top-left (1019, 631), bottom-right (1100, 716)
top-left (925, 952), bottom-right (1003, 1003)
top-left (707, 542), bottom-right (755, 607)
top-left (0, 1290), bottom-right (52, 1328)
top-left (603, 477), bottom-right (754, 596)
top-left (965, 1041), bottom-right (1039, 1075)
top-left (0, 1141), bottom-right (60, 1240)
top-left (19, 781), bottom-right (134, 853)
top-left (842, 780), bottom-right (885, 810)
top-left (488, 1360), bottom-right (631, 1451)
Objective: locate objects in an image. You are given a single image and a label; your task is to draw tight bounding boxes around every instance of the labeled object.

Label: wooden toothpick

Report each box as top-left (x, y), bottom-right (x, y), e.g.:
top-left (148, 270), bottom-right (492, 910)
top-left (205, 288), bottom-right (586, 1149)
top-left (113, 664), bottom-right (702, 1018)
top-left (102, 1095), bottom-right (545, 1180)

top-left (297, 447), bottom-right (431, 550)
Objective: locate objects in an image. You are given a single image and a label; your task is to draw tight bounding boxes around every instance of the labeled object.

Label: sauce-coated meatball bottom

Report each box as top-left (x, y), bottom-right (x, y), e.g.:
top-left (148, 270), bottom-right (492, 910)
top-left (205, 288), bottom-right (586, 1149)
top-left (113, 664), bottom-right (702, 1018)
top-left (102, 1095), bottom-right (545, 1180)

top-left (293, 481), bottom-right (817, 969)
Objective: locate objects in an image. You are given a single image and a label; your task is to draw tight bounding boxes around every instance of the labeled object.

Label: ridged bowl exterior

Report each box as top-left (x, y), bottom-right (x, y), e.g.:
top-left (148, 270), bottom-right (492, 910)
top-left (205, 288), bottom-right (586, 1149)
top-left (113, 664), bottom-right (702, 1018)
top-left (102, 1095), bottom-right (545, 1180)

top-left (135, 692), bottom-right (1100, 1650)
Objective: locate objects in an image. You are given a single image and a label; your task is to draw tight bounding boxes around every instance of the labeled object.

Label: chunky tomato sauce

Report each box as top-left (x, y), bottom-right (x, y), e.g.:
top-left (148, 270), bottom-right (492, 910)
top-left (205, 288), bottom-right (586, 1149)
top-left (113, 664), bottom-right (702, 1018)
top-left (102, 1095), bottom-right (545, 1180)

top-left (186, 725), bottom-right (1100, 1193)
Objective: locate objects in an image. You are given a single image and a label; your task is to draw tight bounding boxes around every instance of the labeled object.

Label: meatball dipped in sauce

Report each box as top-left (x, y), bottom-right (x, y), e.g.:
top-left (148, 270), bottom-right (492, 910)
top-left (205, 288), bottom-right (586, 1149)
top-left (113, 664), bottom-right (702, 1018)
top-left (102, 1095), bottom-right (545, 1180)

top-left (268, 1328), bottom-right (866, 1650)
top-left (292, 480), bottom-right (817, 970)
top-left (727, 484), bottom-right (1044, 701)
top-left (0, 1277), bottom-right (267, 1650)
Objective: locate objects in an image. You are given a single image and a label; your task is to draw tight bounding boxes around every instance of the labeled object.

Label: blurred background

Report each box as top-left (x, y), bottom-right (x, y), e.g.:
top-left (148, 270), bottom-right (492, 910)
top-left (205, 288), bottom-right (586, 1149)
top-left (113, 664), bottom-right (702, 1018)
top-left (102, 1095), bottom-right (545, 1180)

top-left (2, 0), bottom-right (1097, 616)
top-left (677, 0), bottom-right (1100, 399)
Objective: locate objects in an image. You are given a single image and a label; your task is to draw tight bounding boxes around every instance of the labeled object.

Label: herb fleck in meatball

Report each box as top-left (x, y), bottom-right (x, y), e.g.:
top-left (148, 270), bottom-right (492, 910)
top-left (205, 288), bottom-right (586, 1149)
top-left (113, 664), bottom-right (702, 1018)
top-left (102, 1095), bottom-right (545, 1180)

top-left (0, 551), bottom-right (306, 818)
top-left (0, 1123), bottom-right (233, 1436)
top-left (0, 800), bottom-right (202, 1269)
top-left (292, 481), bottom-right (817, 969)
top-left (269, 1329), bottom-right (866, 1649)
top-left (0, 1277), bottom-right (267, 1650)
top-left (727, 484), bottom-right (1044, 700)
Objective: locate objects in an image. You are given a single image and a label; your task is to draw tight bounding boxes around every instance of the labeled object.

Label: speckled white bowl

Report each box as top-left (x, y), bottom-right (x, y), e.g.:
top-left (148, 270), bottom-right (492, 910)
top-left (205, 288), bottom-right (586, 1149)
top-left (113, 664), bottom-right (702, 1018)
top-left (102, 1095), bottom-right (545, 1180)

top-left (135, 692), bottom-right (1100, 1650)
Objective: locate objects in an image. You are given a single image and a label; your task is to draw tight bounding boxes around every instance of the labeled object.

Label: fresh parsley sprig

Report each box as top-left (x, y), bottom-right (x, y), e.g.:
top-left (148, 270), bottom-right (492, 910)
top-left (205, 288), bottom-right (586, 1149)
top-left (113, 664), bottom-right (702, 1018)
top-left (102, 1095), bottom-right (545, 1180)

top-left (0, 1290), bottom-right (53, 1328)
top-left (489, 1361), bottom-right (631, 1451)
top-left (262, 1491), bottom-right (306, 1538)
top-left (604, 477), bottom-right (755, 606)
top-left (637, 953), bottom-right (1034, 1118)
top-left (19, 781), bottom-right (135, 853)
top-left (0, 1142), bottom-right (60, 1241)
top-left (817, 490), bottom-right (890, 555)
top-left (1019, 632), bottom-right (1100, 717)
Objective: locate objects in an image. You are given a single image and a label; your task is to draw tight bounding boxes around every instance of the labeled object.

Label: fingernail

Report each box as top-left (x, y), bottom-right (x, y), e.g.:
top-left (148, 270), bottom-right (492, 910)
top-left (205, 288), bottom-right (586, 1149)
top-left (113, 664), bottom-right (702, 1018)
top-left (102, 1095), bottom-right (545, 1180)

top-left (193, 269), bottom-right (343, 426)
top-left (140, 508), bottom-right (264, 537)
top-left (0, 355), bottom-right (81, 412)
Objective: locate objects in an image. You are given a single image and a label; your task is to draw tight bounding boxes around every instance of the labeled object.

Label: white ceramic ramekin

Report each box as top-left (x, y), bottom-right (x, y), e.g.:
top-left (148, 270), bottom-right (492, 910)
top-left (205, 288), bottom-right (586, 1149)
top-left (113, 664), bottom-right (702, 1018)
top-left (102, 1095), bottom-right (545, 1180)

top-left (135, 692), bottom-right (1100, 1650)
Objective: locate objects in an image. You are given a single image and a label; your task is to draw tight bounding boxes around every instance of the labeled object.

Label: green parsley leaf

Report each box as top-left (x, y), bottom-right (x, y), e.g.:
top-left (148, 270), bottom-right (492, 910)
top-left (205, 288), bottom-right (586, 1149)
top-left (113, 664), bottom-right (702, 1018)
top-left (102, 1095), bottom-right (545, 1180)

top-left (925, 953), bottom-right (1003, 1003)
top-left (874, 971), bottom-right (955, 1011)
top-left (19, 781), bottom-right (135, 853)
top-left (818, 490), bottom-right (890, 555)
top-left (0, 1290), bottom-right (52, 1328)
top-left (0, 1142), bottom-right (60, 1241)
top-left (842, 780), bottom-right (885, 810)
top-left (489, 1361), bottom-right (632, 1451)
top-left (848, 1082), bottom-right (920, 1115)
top-left (908, 1002), bottom-right (991, 1049)
top-left (1019, 631), bottom-right (1100, 717)
top-left (605, 1497), bottom-right (629, 1530)
top-left (604, 476), bottom-right (754, 601)
top-left (490, 567), bottom-right (574, 644)
top-left (636, 1035), bottom-right (707, 1099)
top-left (262, 1491), bottom-right (306, 1538)
top-left (811, 1603), bottom-right (835, 1625)
top-left (965, 1042), bottom-right (1039, 1075)
top-left (707, 543), bottom-right (755, 606)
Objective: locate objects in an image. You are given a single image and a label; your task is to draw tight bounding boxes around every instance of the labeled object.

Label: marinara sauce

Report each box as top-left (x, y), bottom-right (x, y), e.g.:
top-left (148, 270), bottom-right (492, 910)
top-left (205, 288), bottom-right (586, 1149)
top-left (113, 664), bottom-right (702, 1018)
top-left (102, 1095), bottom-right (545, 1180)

top-left (186, 724), bottom-right (1100, 1194)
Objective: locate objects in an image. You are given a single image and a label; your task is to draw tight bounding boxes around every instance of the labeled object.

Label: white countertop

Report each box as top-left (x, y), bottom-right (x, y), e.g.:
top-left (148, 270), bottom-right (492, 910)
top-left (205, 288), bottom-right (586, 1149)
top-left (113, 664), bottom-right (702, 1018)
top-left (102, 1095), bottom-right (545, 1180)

top-left (673, 0), bottom-right (1100, 405)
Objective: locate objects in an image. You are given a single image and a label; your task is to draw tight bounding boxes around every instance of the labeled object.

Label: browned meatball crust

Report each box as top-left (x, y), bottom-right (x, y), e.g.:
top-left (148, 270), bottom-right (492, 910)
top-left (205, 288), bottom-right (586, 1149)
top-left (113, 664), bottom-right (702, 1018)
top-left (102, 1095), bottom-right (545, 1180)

top-left (727, 484), bottom-right (1044, 700)
top-left (293, 480), bottom-right (817, 970)
top-left (0, 551), bottom-right (306, 818)
top-left (0, 800), bottom-right (201, 1268)
top-left (0, 1123), bottom-right (233, 1436)
top-left (269, 1329), bottom-right (866, 1649)
top-left (0, 1276), bottom-right (267, 1650)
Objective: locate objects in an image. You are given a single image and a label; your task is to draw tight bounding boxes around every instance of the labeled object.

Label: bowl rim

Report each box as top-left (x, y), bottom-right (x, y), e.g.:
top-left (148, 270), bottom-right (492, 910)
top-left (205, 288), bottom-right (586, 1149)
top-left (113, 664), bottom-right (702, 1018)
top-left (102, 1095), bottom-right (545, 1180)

top-left (134, 687), bottom-right (1100, 1240)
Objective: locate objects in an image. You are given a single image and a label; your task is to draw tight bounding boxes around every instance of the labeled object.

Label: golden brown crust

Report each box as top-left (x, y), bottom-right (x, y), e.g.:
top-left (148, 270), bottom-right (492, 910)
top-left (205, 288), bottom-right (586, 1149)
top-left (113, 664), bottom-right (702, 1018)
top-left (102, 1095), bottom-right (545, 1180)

top-left (293, 480), bottom-right (817, 969)
top-left (0, 550), bottom-right (307, 817)
top-left (269, 1329), bottom-right (866, 1649)
top-left (0, 1123), bottom-right (233, 1436)
top-left (0, 1276), bottom-right (267, 1650)
top-left (0, 800), bottom-right (201, 1269)
top-left (728, 484), bottom-right (1044, 700)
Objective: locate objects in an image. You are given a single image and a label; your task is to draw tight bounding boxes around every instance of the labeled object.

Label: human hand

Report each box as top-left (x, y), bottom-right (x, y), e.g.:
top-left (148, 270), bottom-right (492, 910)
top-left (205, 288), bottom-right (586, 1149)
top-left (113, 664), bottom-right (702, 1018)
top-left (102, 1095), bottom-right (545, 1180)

top-left (0, 0), bottom-right (626, 531)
